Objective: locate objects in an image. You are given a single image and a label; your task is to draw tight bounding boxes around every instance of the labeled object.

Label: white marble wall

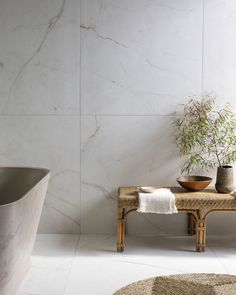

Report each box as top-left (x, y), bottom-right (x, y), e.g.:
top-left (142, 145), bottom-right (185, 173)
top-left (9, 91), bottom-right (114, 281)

top-left (1, 0), bottom-right (236, 234)
top-left (81, 0), bottom-right (236, 235)
top-left (0, 0), bottom-right (80, 233)
top-left (81, 0), bottom-right (203, 235)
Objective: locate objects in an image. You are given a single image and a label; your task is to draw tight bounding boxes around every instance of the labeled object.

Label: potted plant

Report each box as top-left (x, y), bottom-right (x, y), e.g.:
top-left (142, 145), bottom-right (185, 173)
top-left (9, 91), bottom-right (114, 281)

top-left (174, 94), bottom-right (236, 193)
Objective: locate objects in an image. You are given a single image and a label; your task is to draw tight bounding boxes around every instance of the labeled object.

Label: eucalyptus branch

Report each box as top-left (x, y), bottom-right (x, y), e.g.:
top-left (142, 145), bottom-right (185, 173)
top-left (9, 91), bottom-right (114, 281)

top-left (193, 101), bottom-right (202, 120)
top-left (174, 95), bottom-right (236, 173)
top-left (214, 149), bottom-right (222, 167)
top-left (219, 140), bottom-right (230, 161)
top-left (212, 133), bottom-right (222, 166)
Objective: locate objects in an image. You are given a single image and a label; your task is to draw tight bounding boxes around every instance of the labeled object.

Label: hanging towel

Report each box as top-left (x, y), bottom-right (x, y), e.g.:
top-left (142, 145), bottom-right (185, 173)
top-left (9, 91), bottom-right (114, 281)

top-left (137, 188), bottom-right (178, 214)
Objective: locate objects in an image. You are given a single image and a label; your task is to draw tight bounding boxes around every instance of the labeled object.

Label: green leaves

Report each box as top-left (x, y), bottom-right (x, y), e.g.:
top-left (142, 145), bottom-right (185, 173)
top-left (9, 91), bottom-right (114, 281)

top-left (174, 95), bottom-right (236, 174)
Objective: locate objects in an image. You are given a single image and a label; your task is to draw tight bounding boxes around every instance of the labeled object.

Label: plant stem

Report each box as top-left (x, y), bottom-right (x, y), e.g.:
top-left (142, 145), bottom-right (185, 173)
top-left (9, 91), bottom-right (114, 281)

top-left (212, 132), bottom-right (221, 166)
top-left (215, 150), bottom-right (221, 166)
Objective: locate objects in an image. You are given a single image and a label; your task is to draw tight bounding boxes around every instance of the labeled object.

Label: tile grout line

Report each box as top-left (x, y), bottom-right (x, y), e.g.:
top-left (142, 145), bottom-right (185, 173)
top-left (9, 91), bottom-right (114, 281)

top-left (80, 114), bottom-right (176, 117)
top-left (0, 114), bottom-right (179, 117)
top-left (79, 0), bottom-right (82, 236)
top-left (62, 235), bottom-right (81, 295)
top-left (206, 243), bottom-right (229, 274)
top-left (202, 0), bottom-right (205, 97)
top-left (0, 114), bottom-right (80, 117)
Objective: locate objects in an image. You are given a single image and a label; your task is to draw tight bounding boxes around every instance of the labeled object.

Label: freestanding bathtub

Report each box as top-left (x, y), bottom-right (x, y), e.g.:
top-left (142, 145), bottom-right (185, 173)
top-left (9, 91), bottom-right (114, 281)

top-left (0, 167), bottom-right (50, 295)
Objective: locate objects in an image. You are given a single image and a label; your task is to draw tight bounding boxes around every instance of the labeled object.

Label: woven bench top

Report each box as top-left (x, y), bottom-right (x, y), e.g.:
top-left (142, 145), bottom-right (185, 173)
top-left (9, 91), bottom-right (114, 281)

top-left (118, 186), bottom-right (236, 210)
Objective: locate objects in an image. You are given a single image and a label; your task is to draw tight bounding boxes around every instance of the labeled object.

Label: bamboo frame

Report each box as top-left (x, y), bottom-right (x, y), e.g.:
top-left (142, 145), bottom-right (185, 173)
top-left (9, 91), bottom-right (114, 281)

top-left (117, 207), bottom-right (236, 252)
top-left (117, 208), bottom-right (125, 252)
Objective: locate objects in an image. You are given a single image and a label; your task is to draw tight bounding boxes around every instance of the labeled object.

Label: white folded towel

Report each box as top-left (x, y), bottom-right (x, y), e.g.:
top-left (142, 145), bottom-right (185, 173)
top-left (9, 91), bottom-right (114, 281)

top-left (137, 188), bottom-right (178, 214)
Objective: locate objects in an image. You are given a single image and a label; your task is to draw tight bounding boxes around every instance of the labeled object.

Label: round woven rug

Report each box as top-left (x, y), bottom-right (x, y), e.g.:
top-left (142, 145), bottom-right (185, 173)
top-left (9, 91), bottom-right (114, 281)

top-left (113, 273), bottom-right (236, 295)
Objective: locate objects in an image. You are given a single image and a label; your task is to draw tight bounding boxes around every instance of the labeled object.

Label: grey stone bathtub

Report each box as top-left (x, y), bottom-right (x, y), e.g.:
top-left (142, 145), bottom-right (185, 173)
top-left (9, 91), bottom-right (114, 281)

top-left (0, 167), bottom-right (50, 295)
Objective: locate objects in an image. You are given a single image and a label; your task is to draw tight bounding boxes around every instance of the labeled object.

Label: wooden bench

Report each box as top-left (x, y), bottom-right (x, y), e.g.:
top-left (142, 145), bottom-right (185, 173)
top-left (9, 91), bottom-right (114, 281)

top-left (117, 186), bottom-right (236, 252)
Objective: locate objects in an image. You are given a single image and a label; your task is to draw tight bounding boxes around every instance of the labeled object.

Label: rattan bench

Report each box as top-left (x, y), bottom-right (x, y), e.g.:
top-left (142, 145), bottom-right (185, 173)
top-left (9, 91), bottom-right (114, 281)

top-left (117, 186), bottom-right (236, 252)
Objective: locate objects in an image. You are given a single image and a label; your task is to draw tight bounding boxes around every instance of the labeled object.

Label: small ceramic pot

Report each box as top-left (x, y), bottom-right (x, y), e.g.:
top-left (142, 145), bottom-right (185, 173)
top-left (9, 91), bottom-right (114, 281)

top-left (215, 165), bottom-right (234, 193)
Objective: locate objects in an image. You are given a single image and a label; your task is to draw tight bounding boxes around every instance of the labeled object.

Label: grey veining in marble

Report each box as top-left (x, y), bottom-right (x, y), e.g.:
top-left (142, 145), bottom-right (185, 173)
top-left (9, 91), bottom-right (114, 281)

top-left (0, 0), bottom-right (79, 115)
top-left (1, 0), bottom-right (236, 237)
top-left (0, 0), bottom-right (80, 234)
top-left (0, 167), bottom-right (50, 295)
top-left (81, 0), bottom-right (203, 116)
top-left (2, 0), bottom-right (66, 115)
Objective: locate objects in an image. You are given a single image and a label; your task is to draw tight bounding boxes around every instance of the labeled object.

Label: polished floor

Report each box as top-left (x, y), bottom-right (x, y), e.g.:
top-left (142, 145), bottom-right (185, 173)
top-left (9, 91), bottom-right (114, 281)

top-left (18, 234), bottom-right (236, 295)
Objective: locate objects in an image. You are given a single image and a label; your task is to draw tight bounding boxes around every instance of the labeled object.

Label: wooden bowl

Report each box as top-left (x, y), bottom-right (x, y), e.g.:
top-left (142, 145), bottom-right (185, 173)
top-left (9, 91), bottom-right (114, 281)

top-left (176, 176), bottom-right (212, 191)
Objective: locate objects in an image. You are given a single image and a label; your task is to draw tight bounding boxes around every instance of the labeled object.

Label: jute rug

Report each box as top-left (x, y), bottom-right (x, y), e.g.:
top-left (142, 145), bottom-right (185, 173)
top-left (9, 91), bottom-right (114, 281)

top-left (114, 273), bottom-right (236, 295)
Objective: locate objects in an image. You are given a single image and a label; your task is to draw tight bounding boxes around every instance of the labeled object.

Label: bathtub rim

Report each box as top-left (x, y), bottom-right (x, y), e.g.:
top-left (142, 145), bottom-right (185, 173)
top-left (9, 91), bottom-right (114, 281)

top-left (0, 166), bottom-right (50, 208)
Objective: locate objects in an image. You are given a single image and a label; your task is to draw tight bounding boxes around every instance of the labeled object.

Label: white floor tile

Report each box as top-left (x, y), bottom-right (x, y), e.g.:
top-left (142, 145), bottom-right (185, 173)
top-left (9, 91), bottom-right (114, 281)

top-left (207, 235), bottom-right (236, 274)
top-left (17, 234), bottom-right (236, 295)
top-left (64, 235), bottom-right (228, 295)
top-left (18, 235), bottom-right (79, 295)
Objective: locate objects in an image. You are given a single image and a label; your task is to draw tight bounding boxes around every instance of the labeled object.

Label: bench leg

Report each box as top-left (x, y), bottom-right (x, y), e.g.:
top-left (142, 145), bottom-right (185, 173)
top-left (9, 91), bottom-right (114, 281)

top-left (117, 208), bottom-right (125, 252)
top-left (196, 211), bottom-right (206, 252)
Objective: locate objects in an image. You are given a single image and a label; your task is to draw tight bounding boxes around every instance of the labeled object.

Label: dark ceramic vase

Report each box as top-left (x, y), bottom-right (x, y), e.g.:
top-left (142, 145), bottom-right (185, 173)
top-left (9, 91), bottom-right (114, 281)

top-left (215, 165), bottom-right (234, 193)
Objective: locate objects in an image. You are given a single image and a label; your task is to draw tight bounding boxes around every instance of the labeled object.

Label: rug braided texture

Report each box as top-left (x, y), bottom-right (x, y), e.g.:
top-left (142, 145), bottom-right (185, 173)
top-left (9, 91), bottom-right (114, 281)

top-left (114, 273), bottom-right (236, 295)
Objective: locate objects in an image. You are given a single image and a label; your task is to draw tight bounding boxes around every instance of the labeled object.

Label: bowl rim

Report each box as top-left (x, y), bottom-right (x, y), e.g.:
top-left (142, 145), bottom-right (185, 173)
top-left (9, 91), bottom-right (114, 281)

top-left (176, 175), bottom-right (212, 182)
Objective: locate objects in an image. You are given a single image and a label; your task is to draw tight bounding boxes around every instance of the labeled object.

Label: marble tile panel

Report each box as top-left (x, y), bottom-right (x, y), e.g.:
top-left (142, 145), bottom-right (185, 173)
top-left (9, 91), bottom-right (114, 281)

top-left (206, 235), bottom-right (236, 275)
top-left (195, 0), bottom-right (236, 235)
top-left (75, 235), bottom-right (224, 271)
top-left (203, 0), bottom-right (236, 110)
top-left (81, 0), bottom-right (203, 115)
top-left (18, 234), bottom-right (79, 295)
top-left (64, 234), bottom-right (226, 295)
top-left (18, 234), bottom-right (236, 295)
top-left (81, 115), bottom-right (236, 235)
top-left (81, 115), bottom-right (185, 234)
top-left (0, 116), bottom-right (80, 233)
top-left (0, 0), bottom-right (80, 115)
